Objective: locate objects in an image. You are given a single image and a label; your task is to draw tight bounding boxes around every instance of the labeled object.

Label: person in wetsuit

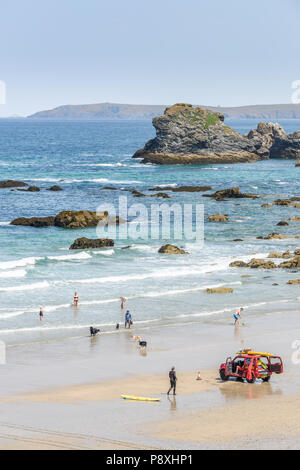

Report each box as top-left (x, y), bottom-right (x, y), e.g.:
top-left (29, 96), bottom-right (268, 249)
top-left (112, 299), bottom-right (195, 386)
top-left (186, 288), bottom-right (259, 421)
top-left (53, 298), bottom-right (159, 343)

top-left (167, 367), bottom-right (177, 395)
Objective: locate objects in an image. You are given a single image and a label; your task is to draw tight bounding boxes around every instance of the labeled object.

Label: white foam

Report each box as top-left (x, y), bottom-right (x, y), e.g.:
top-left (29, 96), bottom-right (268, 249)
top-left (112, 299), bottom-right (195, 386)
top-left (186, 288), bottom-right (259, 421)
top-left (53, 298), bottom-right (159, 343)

top-left (47, 252), bottom-right (91, 261)
top-left (0, 257), bottom-right (41, 270)
top-left (0, 222), bottom-right (10, 226)
top-left (93, 249), bottom-right (115, 256)
top-left (0, 281), bottom-right (49, 292)
top-left (0, 269), bottom-right (27, 279)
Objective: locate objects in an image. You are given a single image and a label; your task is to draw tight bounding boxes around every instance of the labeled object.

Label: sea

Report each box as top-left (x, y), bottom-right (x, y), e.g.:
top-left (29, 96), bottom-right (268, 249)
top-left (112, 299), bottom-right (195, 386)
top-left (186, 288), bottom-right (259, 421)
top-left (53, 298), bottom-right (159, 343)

top-left (0, 118), bottom-right (300, 345)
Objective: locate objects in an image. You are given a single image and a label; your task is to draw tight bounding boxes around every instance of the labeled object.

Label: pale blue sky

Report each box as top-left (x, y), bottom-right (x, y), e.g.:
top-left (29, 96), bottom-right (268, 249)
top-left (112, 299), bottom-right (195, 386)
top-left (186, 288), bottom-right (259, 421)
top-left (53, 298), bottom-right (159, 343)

top-left (0, 0), bottom-right (300, 116)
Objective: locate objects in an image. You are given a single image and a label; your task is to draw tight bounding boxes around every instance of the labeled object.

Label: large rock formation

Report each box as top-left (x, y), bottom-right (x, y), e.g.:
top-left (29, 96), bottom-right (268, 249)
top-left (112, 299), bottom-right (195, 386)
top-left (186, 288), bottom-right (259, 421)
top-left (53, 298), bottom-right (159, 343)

top-left (11, 210), bottom-right (108, 228)
top-left (133, 104), bottom-right (300, 164)
top-left (0, 180), bottom-right (28, 188)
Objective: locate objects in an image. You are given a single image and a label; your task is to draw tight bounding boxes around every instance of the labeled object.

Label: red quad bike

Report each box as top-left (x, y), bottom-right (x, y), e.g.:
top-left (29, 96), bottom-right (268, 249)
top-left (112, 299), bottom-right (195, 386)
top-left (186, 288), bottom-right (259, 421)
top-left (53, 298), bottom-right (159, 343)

top-left (219, 351), bottom-right (283, 384)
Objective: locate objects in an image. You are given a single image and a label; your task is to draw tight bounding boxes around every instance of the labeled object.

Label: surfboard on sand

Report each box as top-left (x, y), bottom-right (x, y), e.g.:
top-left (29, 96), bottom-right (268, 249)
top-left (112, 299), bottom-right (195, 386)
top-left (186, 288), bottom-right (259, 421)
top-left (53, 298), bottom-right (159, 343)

top-left (121, 395), bottom-right (160, 402)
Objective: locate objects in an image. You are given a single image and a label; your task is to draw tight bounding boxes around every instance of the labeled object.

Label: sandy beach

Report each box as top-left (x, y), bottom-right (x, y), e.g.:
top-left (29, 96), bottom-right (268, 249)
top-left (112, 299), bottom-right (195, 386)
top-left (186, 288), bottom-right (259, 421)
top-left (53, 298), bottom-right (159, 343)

top-left (0, 309), bottom-right (299, 450)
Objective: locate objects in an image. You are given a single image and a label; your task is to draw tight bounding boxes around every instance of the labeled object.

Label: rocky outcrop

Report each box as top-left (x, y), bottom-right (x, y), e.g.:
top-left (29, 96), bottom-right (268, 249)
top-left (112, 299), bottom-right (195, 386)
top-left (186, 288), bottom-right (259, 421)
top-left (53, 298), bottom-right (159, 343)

top-left (158, 244), bottom-right (188, 254)
top-left (296, 161), bottom-right (300, 167)
top-left (11, 210), bottom-right (108, 229)
top-left (208, 214), bottom-right (228, 222)
top-left (17, 186), bottom-right (40, 192)
top-left (69, 237), bottom-right (114, 250)
top-left (10, 216), bottom-right (55, 227)
top-left (287, 279), bottom-right (300, 284)
top-left (262, 204), bottom-right (272, 208)
top-left (132, 104), bottom-right (300, 165)
top-left (277, 221), bottom-right (289, 226)
top-left (54, 210), bottom-right (108, 229)
top-left (206, 287), bottom-right (233, 294)
top-left (0, 180), bottom-right (28, 188)
top-left (203, 187), bottom-right (258, 201)
top-left (247, 259), bottom-right (277, 269)
top-left (278, 256), bottom-right (300, 269)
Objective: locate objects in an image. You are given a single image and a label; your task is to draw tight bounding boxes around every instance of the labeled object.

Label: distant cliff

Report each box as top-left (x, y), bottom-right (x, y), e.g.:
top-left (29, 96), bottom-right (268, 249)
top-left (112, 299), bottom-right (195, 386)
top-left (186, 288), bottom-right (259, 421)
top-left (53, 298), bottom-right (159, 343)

top-left (28, 102), bottom-right (300, 120)
top-left (132, 103), bottom-right (300, 165)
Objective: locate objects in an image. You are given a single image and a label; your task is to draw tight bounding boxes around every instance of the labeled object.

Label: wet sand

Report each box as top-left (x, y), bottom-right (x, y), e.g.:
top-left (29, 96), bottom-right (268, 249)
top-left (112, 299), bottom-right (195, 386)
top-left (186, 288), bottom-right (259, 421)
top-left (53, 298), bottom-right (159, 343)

top-left (0, 310), bottom-right (300, 449)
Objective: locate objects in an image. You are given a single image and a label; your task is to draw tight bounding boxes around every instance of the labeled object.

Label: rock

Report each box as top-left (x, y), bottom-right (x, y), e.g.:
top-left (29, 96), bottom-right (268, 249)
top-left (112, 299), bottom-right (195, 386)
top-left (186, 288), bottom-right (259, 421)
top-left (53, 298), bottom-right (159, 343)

top-left (262, 204), bottom-right (272, 208)
top-left (149, 185), bottom-right (212, 192)
top-left (131, 190), bottom-right (147, 197)
top-left (206, 287), bottom-right (233, 294)
top-left (267, 252), bottom-right (282, 258)
top-left (0, 180), bottom-right (28, 188)
top-left (289, 217), bottom-right (300, 221)
top-left (296, 161), bottom-right (300, 167)
top-left (69, 237), bottom-right (114, 250)
top-left (54, 210), bottom-right (108, 229)
top-left (208, 214), bottom-right (228, 222)
top-left (248, 258), bottom-right (277, 269)
top-left (279, 256), bottom-right (300, 269)
top-left (47, 185), bottom-right (63, 191)
top-left (232, 239), bottom-right (244, 242)
top-left (272, 283), bottom-right (279, 286)
top-left (17, 186), bottom-right (40, 192)
top-left (133, 104), bottom-right (300, 165)
top-left (264, 233), bottom-right (287, 240)
top-left (150, 192), bottom-right (170, 199)
top-left (294, 249), bottom-right (300, 255)
top-left (277, 221), bottom-right (289, 226)
top-left (287, 279), bottom-right (300, 284)
top-left (101, 186), bottom-right (118, 190)
top-left (132, 104), bottom-right (261, 165)
top-left (10, 216), bottom-right (55, 227)
top-left (282, 250), bottom-right (293, 258)
top-left (158, 244), bottom-right (188, 255)
top-left (204, 187), bottom-right (258, 200)
top-left (230, 261), bottom-right (248, 268)
top-left (273, 199), bottom-right (300, 208)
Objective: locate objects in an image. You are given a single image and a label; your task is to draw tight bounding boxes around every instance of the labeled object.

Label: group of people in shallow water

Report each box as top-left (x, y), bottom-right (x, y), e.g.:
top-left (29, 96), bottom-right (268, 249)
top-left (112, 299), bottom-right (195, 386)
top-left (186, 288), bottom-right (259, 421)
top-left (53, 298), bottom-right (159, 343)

top-left (39, 293), bottom-right (133, 329)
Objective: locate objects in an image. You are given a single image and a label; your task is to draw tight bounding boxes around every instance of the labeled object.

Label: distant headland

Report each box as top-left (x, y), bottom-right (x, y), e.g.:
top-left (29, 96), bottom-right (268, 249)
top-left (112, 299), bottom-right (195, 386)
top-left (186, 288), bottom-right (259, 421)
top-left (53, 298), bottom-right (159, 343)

top-left (28, 102), bottom-right (300, 120)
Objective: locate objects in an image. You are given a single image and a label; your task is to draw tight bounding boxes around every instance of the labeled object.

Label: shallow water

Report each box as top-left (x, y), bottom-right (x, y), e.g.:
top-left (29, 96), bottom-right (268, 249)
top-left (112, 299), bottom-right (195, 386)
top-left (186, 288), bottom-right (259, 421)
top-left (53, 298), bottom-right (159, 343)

top-left (0, 118), bottom-right (300, 344)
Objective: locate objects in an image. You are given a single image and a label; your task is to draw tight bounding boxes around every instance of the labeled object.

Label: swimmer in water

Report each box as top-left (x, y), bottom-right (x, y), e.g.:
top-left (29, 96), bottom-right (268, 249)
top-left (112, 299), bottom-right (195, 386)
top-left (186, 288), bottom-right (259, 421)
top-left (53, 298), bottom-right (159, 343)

top-left (39, 307), bottom-right (44, 322)
top-left (120, 296), bottom-right (127, 310)
top-left (74, 292), bottom-right (79, 307)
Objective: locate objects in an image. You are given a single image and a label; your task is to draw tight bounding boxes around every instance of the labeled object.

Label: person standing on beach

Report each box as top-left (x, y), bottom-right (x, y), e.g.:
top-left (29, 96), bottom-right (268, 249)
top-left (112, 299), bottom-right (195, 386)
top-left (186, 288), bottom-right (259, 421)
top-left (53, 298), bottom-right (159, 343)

top-left (73, 292), bottom-right (79, 307)
top-left (167, 367), bottom-right (177, 395)
top-left (125, 310), bottom-right (132, 329)
top-left (39, 307), bottom-right (44, 322)
top-left (234, 307), bottom-right (243, 326)
top-left (120, 296), bottom-right (127, 310)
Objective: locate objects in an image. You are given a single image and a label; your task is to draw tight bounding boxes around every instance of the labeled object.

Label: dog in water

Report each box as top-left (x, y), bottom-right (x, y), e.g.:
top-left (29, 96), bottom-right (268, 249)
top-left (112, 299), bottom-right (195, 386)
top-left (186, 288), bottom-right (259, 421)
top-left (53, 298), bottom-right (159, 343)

top-left (90, 326), bottom-right (100, 337)
top-left (139, 340), bottom-right (147, 348)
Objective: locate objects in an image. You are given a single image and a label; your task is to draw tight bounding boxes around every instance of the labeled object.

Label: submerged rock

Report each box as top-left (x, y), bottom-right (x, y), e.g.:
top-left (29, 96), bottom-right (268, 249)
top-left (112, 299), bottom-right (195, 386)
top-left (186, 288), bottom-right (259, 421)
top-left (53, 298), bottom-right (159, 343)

top-left (277, 221), bottom-right (289, 226)
top-left (17, 186), bottom-right (40, 192)
top-left (69, 237), bottom-right (114, 250)
top-left (47, 185), bottom-right (63, 191)
top-left (158, 244), bottom-right (188, 255)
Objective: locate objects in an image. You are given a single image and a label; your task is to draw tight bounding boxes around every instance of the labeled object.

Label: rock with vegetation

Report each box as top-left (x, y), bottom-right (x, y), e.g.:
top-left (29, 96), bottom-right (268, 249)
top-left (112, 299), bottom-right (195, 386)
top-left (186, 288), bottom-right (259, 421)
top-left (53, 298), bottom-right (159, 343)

top-left (69, 237), bottom-right (114, 250)
top-left (133, 104), bottom-right (300, 165)
top-left (132, 104), bottom-right (261, 165)
top-left (158, 244), bottom-right (188, 255)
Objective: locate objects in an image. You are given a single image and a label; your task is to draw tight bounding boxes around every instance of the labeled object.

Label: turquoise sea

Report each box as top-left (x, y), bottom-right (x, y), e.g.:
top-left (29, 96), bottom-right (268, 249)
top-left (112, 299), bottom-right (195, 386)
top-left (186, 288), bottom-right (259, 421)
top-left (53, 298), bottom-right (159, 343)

top-left (0, 118), bottom-right (300, 345)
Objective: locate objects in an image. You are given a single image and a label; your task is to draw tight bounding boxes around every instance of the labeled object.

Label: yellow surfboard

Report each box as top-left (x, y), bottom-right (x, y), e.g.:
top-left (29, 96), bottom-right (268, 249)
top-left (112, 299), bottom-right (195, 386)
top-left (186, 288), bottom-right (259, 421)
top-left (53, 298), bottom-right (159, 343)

top-left (237, 349), bottom-right (275, 357)
top-left (121, 395), bottom-right (160, 402)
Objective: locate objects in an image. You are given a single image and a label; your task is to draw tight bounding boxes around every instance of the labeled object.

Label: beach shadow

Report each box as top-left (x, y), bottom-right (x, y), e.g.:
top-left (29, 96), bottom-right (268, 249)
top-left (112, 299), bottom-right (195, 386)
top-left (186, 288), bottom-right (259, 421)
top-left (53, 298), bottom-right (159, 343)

top-left (167, 395), bottom-right (177, 412)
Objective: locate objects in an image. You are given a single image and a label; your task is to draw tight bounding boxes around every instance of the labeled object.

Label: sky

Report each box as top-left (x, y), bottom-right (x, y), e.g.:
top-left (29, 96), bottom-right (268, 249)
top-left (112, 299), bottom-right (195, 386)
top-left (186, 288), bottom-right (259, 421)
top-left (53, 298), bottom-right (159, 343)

top-left (0, 0), bottom-right (300, 116)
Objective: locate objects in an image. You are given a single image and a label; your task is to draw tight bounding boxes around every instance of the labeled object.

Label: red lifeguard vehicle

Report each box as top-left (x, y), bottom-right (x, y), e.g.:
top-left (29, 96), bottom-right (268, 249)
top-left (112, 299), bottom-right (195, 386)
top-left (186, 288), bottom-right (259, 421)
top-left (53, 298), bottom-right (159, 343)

top-left (219, 349), bottom-right (283, 383)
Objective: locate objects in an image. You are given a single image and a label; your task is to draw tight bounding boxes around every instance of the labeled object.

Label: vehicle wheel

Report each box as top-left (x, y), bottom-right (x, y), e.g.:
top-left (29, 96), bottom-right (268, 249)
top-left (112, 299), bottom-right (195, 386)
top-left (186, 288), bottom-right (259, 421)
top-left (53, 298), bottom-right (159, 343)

top-left (262, 376), bottom-right (270, 383)
top-left (246, 373), bottom-right (256, 384)
top-left (220, 369), bottom-right (229, 381)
